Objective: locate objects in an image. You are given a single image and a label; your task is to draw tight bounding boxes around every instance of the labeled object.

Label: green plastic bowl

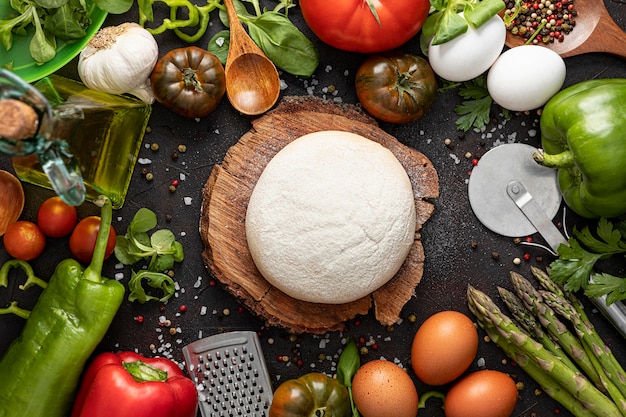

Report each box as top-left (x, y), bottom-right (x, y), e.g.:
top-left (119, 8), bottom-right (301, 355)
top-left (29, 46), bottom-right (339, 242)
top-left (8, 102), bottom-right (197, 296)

top-left (0, 2), bottom-right (107, 83)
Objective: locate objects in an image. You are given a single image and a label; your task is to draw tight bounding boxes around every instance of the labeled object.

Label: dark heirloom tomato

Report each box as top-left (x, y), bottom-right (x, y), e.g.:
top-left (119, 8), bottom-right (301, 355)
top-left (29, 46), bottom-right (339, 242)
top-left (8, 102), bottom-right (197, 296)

top-left (299, 0), bottom-right (430, 53)
top-left (355, 52), bottom-right (438, 124)
top-left (269, 372), bottom-right (351, 417)
top-left (151, 46), bottom-right (225, 118)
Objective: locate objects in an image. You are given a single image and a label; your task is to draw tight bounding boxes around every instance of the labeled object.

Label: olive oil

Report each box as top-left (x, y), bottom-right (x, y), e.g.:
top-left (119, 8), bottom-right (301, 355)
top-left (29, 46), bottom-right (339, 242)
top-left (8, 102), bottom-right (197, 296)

top-left (12, 75), bottom-right (151, 209)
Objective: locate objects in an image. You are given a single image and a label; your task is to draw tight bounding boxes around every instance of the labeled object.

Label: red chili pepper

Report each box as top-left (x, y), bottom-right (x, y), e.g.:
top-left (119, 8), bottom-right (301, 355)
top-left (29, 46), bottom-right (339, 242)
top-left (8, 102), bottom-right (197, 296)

top-left (70, 351), bottom-right (198, 417)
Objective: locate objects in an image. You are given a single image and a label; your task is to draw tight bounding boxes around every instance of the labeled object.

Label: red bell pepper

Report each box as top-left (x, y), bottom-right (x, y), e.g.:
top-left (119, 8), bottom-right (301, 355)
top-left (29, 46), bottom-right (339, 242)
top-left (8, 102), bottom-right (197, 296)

top-left (70, 351), bottom-right (198, 417)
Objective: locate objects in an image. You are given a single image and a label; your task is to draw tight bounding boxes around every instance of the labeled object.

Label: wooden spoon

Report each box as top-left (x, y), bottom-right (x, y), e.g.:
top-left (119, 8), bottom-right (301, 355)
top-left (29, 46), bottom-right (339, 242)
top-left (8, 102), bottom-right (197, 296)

top-left (0, 170), bottom-right (24, 236)
top-left (223, 0), bottom-right (281, 115)
top-left (505, 0), bottom-right (626, 58)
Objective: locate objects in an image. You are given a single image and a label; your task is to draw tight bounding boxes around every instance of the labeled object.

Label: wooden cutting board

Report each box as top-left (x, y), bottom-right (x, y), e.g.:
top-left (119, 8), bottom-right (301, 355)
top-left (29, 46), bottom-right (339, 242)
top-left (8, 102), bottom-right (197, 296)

top-left (200, 96), bottom-right (439, 334)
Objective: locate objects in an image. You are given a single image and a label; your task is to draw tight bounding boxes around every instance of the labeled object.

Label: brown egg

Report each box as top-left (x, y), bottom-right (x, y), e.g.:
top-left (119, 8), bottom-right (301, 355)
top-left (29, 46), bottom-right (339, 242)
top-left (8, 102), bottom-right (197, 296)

top-left (352, 359), bottom-right (419, 417)
top-left (444, 370), bottom-right (519, 417)
top-left (411, 310), bottom-right (478, 385)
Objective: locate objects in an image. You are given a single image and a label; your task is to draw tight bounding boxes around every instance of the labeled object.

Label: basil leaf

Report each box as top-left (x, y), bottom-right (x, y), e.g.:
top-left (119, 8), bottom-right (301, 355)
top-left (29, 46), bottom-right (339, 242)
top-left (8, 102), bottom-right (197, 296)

top-left (34, 0), bottom-right (69, 9)
top-left (207, 29), bottom-right (230, 65)
top-left (464, 0), bottom-right (505, 28)
top-left (337, 338), bottom-right (359, 387)
top-left (45, 2), bottom-right (89, 41)
top-left (246, 11), bottom-right (318, 77)
top-left (432, 9), bottom-right (468, 45)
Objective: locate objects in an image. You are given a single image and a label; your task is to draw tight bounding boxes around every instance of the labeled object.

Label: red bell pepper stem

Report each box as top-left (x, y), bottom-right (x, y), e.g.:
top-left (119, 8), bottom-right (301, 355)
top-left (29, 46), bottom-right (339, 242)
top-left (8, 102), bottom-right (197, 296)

top-left (122, 360), bottom-right (168, 383)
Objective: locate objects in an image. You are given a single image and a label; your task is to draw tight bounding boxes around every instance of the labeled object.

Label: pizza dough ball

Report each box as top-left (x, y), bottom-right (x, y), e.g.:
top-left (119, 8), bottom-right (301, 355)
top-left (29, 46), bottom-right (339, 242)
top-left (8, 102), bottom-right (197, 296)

top-left (245, 130), bottom-right (416, 304)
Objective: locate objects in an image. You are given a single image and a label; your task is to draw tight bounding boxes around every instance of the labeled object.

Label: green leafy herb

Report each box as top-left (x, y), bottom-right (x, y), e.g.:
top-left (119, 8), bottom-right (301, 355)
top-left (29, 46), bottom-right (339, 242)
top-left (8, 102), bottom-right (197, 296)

top-left (221, 0), bottom-right (318, 77)
top-left (442, 75), bottom-right (508, 132)
top-left (1, 0), bottom-right (133, 64)
top-left (114, 208), bottom-right (184, 303)
top-left (114, 207), bottom-right (184, 272)
top-left (127, 270), bottom-right (176, 303)
top-left (337, 338), bottom-right (361, 417)
top-left (422, 0), bottom-right (505, 46)
top-left (550, 218), bottom-right (626, 305)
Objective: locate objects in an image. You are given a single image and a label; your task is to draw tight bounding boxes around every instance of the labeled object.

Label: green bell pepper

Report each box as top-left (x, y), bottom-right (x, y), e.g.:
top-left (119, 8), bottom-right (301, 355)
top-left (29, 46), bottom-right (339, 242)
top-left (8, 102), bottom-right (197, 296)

top-left (0, 196), bottom-right (125, 417)
top-left (533, 78), bottom-right (626, 219)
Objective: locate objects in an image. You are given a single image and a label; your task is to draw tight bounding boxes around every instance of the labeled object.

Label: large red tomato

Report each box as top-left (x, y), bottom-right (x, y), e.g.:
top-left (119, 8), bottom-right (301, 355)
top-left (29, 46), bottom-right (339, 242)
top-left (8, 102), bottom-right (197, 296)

top-left (299, 0), bottom-right (430, 53)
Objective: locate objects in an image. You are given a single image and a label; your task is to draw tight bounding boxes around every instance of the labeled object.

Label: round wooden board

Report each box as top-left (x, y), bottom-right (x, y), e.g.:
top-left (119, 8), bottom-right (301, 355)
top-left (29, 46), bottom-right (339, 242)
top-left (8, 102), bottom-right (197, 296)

top-left (200, 96), bottom-right (439, 334)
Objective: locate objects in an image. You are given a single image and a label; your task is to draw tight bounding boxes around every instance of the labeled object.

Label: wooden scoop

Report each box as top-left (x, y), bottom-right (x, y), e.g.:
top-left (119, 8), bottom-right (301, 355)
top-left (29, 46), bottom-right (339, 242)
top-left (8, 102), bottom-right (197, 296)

top-left (505, 0), bottom-right (626, 59)
top-left (223, 0), bottom-right (281, 115)
top-left (0, 170), bottom-right (24, 236)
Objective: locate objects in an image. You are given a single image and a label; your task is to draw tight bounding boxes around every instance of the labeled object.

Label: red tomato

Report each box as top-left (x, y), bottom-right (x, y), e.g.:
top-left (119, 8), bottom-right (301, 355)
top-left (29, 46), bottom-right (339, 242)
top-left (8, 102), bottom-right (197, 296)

top-left (69, 216), bottom-right (116, 264)
top-left (444, 370), bottom-right (518, 417)
top-left (3, 221), bottom-right (46, 260)
top-left (37, 196), bottom-right (78, 238)
top-left (299, 0), bottom-right (430, 53)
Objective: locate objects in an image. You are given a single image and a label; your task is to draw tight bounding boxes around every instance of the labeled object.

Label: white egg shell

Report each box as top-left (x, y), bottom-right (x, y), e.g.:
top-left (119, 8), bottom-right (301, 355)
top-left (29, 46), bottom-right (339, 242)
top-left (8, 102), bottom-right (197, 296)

top-left (428, 14), bottom-right (506, 82)
top-left (488, 45), bottom-right (566, 111)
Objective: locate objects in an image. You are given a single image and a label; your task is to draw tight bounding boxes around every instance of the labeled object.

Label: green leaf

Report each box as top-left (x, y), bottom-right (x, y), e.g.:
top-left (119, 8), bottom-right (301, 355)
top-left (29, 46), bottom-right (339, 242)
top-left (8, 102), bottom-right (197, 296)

top-left (586, 273), bottom-right (626, 305)
top-left (113, 236), bottom-right (142, 265)
top-left (207, 30), bottom-right (230, 64)
top-left (454, 95), bottom-right (492, 132)
top-left (431, 8), bottom-right (468, 45)
top-left (574, 218), bottom-right (626, 254)
top-left (93, 0), bottom-right (133, 14)
top-left (550, 239), bottom-right (603, 292)
top-left (128, 270), bottom-right (176, 304)
top-left (246, 11), bottom-right (318, 77)
top-left (129, 207), bottom-right (158, 234)
top-left (464, 0), bottom-right (505, 28)
top-left (337, 338), bottom-right (359, 387)
top-left (150, 229), bottom-right (176, 253)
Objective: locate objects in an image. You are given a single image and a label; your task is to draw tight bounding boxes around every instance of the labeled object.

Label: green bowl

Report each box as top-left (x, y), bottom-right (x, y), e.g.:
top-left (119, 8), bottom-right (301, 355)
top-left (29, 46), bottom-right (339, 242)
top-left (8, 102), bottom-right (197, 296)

top-left (0, 1), bottom-right (107, 83)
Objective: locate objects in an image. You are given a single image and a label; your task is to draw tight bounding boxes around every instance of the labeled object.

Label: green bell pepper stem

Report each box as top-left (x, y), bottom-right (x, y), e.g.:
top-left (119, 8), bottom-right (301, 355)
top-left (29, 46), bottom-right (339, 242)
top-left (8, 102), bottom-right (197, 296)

top-left (83, 195), bottom-right (112, 283)
top-left (533, 148), bottom-right (574, 169)
top-left (122, 360), bottom-right (169, 383)
top-left (0, 259), bottom-right (48, 319)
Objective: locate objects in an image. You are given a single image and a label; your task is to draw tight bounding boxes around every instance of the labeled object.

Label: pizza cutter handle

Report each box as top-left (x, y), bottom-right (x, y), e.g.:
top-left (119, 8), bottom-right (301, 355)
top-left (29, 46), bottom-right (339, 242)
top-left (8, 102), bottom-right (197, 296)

top-left (506, 180), bottom-right (626, 340)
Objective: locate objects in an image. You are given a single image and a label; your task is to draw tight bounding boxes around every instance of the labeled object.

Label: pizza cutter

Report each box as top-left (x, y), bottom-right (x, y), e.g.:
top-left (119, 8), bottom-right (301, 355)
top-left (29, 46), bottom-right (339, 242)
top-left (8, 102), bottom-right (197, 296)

top-left (468, 143), bottom-right (626, 339)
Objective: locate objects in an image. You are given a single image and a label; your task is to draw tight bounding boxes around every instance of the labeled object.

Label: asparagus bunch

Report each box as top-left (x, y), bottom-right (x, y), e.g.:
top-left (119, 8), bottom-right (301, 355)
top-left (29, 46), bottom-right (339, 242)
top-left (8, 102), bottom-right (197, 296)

top-left (468, 267), bottom-right (626, 417)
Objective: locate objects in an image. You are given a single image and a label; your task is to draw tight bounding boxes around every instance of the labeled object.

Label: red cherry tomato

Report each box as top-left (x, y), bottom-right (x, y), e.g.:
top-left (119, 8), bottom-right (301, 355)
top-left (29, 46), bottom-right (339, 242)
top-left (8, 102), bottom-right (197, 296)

top-left (3, 221), bottom-right (46, 260)
top-left (37, 196), bottom-right (78, 238)
top-left (299, 0), bottom-right (430, 53)
top-left (69, 216), bottom-right (116, 264)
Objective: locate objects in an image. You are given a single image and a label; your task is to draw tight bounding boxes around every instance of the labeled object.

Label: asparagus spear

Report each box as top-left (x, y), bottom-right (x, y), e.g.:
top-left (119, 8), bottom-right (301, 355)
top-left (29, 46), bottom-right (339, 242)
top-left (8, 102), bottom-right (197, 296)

top-left (510, 271), bottom-right (604, 389)
top-left (467, 285), bottom-right (622, 417)
top-left (541, 289), bottom-right (626, 413)
top-left (474, 314), bottom-right (598, 417)
top-left (498, 286), bottom-right (579, 372)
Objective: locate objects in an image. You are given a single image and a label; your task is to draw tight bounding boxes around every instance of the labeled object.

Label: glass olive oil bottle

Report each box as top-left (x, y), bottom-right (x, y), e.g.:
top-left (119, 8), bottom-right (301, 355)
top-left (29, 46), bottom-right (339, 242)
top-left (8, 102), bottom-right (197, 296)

top-left (12, 75), bottom-right (151, 209)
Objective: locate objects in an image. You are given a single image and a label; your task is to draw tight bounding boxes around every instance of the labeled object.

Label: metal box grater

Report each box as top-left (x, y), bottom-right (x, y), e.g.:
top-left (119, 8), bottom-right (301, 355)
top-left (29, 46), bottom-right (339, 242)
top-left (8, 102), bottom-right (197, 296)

top-left (182, 331), bottom-right (274, 417)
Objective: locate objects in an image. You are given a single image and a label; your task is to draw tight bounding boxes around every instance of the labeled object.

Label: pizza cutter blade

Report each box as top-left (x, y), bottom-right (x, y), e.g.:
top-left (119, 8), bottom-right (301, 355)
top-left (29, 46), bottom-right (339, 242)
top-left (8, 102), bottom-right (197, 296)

top-left (468, 143), bottom-right (626, 340)
top-left (468, 143), bottom-right (562, 243)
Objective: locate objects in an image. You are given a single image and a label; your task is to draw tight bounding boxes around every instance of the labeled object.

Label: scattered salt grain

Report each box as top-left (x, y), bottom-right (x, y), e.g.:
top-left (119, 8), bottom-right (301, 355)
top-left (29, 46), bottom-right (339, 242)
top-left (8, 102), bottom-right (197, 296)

top-left (115, 272), bottom-right (124, 281)
top-left (138, 158), bottom-right (152, 165)
top-left (184, 197), bottom-right (193, 206)
top-left (449, 153), bottom-right (461, 164)
top-left (477, 357), bottom-right (486, 367)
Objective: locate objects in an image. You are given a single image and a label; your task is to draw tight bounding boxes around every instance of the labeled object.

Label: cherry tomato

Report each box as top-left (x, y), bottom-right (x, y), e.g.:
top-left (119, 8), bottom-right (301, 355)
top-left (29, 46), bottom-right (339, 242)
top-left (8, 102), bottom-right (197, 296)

top-left (37, 196), bottom-right (78, 238)
top-left (3, 221), bottom-right (46, 261)
top-left (356, 52), bottom-right (438, 124)
top-left (299, 0), bottom-right (430, 53)
top-left (69, 216), bottom-right (116, 264)
top-left (444, 370), bottom-right (518, 417)
top-left (151, 46), bottom-right (226, 118)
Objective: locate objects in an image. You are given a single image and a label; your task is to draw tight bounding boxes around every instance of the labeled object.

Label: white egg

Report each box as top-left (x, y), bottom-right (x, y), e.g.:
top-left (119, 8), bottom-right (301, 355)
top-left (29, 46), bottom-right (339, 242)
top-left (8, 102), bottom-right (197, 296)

top-left (428, 14), bottom-right (506, 82)
top-left (487, 45), bottom-right (566, 111)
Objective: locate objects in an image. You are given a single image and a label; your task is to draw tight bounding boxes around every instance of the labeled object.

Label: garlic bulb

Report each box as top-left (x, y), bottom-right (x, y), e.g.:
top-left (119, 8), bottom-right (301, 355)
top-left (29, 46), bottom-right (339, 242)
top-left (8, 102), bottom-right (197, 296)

top-left (78, 23), bottom-right (158, 104)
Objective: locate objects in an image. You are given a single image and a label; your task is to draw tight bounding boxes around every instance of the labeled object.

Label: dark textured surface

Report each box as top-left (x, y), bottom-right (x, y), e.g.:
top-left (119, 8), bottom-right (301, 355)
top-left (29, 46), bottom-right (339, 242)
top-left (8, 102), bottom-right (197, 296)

top-left (1, 2), bottom-right (626, 416)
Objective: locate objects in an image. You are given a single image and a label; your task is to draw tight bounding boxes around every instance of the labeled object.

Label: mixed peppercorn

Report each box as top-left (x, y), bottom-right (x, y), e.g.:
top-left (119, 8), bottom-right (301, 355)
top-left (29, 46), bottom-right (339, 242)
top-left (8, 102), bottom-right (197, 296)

top-left (504, 0), bottom-right (577, 44)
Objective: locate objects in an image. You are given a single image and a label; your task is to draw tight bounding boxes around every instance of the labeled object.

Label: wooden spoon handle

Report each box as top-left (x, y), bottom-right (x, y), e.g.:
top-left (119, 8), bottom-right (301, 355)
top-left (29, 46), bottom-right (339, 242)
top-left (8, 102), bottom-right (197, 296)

top-left (223, 0), bottom-right (265, 59)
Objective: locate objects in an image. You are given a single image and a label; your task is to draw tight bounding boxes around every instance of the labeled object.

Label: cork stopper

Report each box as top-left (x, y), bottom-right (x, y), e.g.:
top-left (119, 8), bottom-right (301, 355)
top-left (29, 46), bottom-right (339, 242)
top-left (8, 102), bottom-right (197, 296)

top-left (0, 99), bottom-right (39, 141)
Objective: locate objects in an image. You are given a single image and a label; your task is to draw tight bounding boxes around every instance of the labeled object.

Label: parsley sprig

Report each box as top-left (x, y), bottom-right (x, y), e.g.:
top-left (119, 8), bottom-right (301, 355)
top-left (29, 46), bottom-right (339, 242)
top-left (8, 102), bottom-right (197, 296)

top-left (440, 75), bottom-right (509, 132)
top-left (550, 218), bottom-right (626, 305)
